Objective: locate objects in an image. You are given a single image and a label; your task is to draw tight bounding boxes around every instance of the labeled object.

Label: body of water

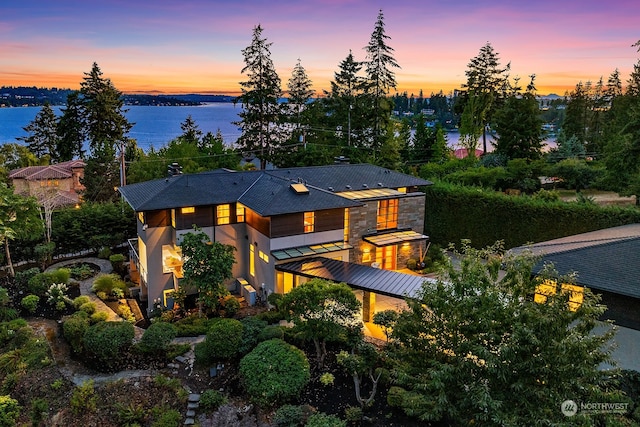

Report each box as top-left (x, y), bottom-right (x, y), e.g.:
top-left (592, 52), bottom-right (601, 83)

top-left (0, 103), bottom-right (555, 153)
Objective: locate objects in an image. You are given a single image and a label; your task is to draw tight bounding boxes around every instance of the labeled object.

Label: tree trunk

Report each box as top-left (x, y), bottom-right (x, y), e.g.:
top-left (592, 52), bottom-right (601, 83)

top-left (4, 240), bottom-right (14, 277)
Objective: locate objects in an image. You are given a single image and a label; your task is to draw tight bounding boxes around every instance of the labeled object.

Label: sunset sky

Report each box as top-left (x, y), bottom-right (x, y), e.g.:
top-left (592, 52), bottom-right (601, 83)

top-left (1, 0), bottom-right (639, 97)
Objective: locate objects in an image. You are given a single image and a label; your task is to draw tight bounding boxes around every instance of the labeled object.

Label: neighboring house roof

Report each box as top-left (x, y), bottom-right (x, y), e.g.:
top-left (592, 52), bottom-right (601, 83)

top-left (510, 224), bottom-right (640, 299)
top-left (118, 164), bottom-right (431, 214)
top-left (8, 160), bottom-right (85, 181)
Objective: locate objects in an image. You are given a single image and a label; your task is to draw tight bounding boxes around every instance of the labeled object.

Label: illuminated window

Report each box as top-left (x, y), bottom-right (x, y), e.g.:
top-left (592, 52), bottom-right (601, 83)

top-left (344, 208), bottom-right (350, 242)
top-left (377, 199), bottom-right (398, 230)
top-left (534, 279), bottom-right (584, 312)
top-left (217, 204), bottom-right (230, 225)
top-left (236, 203), bottom-right (245, 223)
top-left (304, 212), bottom-right (315, 233)
top-left (181, 206), bottom-right (195, 214)
top-left (259, 250), bottom-right (269, 263)
top-left (397, 187), bottom-right (407, 194)
top-left (171, 209), bottom-right (176, 228)
top-left (138, 212), bottom-right (144, 224)
top-left (249, 244), bottom-right (255, 277)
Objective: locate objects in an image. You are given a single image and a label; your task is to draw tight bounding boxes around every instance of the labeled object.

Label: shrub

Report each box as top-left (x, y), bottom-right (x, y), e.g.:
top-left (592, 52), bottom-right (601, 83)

top-left (273, 404), bottom-right (314, 427)
top-left (305, 413), bottom-right (346, 427)
top-left (258, 325), bottom-right (285, 341)
top-left (174, 315), bottom-right (212, 336)
top-left (79, 302), bottom-right (97, 315)
top-left (73, 295), bottom-right (91, 309)
top-left (221, 295), bottom-right (240, 317)
top-left (196, 318), bottom-right (243, 364)
top-left (319, 373), bottom-right (334, 386)
top-left (83, 321), bottom-right (135, 371)
top-left (199, 389), bottom-right (227, 413)
top-left (21, 295), bottom-right (39, 314)
top-left (238, 317), bottom-right (268, 355)
top-left (117, 302), bottom-right (136, 323)
top-left (63, 313), bottom-right (90, 353)
top-left (115, 402), bottom-right (146, 426)
top-left (69, 263), bottom-right (96, 280)
top-left (0, 395), bottom-right (20, 427)
top-left (239, 339), bottom-right (310, 407)
top-left (98, 247), bottom-right (111, 259)
top-left (344, 406), bottom-right (363, 423)
top-left (49, 268), bottom-right (71, 284)
top-left (139, 322), bottom-right (177, 354)
top-left (150, 408), bottom-right (181, 427)
top-left (30, 398), bottom-right (48, 427)
top-left (14, 268), bottom-right (40, 291)
top-left (46, 283), bottom-right (70, 309)
top-left (91, 274), bottom-right (127, 298)
top-left (70, 380), bottom-right (96, 415)
top-left (255, 309), bottom-right (285, 324)
top-left (386, 386), bottom-right (406, 407)
top-left (27, 273), bottom-right (54, 297)
top-left (90, 311), bottom-right (109, 323)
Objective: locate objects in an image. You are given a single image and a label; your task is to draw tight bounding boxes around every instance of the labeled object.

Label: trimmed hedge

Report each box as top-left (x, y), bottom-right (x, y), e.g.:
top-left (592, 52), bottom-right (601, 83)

top-left (423, 181), bottom-right (640, 249)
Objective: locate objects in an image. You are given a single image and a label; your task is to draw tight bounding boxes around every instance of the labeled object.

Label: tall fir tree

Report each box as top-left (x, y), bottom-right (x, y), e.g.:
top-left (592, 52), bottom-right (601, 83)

top-left (56, 91), bottom-right (86, 161)
top-left (80, 62), bottom-right (133, 202)
top-left (235, 25), bottom-right (284, 170)
top-left (461, 42), bottom-right (510, 153)
top-left (363, 9), bottom-right (400, 157)
top-left (17, 102), bottom-right (59, 161)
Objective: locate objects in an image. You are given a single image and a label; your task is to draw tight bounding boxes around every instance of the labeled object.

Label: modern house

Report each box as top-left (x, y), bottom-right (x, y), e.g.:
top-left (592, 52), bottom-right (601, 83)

top-left (8, 160), bottom-right (86, 207)
top-left (510, 224), bottom-right (640, 330)
top-left (117, 164), bottom-right (432, 317)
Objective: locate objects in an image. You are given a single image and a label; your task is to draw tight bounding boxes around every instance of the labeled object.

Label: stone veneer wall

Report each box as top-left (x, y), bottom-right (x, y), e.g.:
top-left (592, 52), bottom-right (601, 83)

top-left (347, 193), bottom-right (426, 268)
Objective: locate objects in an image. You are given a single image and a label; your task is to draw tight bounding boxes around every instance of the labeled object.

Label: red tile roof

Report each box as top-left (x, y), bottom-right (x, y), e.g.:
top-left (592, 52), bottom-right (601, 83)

top-left (8, 160), bottom-right (85, 181)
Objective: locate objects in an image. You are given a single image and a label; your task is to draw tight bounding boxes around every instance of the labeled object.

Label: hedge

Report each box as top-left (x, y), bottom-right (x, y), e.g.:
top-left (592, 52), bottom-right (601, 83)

top-left (423, 181), bottom-right (640, 249)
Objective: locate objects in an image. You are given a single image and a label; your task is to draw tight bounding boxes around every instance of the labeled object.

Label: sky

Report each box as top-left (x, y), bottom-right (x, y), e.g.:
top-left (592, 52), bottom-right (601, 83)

top-left (1, 0), bottom-right (639, 97)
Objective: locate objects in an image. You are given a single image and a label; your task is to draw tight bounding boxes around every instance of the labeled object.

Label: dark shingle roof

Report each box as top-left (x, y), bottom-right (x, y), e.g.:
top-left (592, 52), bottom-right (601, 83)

top-left (118, 168), bottom-right (361, 214)
top-left (529, 235), bottom-right (640, 299)
top-left (267, 163), bottom-right (432, 192)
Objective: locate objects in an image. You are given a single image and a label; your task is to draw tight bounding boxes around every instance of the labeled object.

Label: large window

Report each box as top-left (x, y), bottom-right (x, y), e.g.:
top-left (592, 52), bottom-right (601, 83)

top-left (377, 199), bottom-right (398, 230)
top-left (304, 212), bottom-right (315, 233)
top-left (217, 204), bottom-right (230, 225)
top-left (236, 203), bottom-right (245, 223)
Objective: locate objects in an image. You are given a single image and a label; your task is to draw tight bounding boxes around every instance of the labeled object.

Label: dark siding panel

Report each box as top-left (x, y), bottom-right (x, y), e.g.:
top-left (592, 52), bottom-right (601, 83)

top-left (272, 213), bottom-right (303, 237)
top-left (176, 206), bottom-right (213, 229)
top-left (146, 210), bottom-right (170, 228)
top-left (316, 208), bottom-right (343, 232)
top-left (246, 209), bottom-right (270, 237)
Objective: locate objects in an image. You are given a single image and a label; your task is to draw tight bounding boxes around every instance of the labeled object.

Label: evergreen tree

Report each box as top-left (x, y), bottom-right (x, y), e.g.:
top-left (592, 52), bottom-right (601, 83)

top-left (411, 114), bottom-right (435, 164)
top-left (363, 9), bottom-right (400, 156)
top-left (17, 102), bottom-right (59, 161)
top-left (235, 25), bottom-right (284, 170)
top-left (461, 42), bottom-right (510, 153)
top-left (56, 91), bottom-right (86, 161)
top-left (79, 62), bottom-right (133, 202)
top-left (179, 115), bottom-right (203, 144)
top-left (286, 58), bottom-right (314, 128)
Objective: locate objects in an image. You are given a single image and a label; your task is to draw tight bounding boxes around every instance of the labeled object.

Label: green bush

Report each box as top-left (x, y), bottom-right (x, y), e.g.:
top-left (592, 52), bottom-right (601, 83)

top-left (83, 321), bottom-right (135, 371)
top-left (305, 413), bottom-right (346, 427)
top-left (139, 322), bottom-right (177, 354)
top-left (27, 273), bottom-right (55, 297)
top-left (69, 263), bottom-right (97, 280)
top-left (258, 325), bottom-right (285, 342)
top-left (115, 402), bottom-right (146, 426)
top-left (174, 314), bottom-right (213, 337)
top-left (238, 317), bottom-right (268, 355)
top-left (63, 313), bottom-right (90, 353)
top-left (199, 389), bottom-right (227, 413)
top-left (117, 302), bottom-right (136, 323)
top-left (221, 295), bottom-right (241, 317)
top-left (196, 318), bottom-right (243, 364)
top-left (72, 295), bottom-right (91, 309)
top-left (150, 408), bottom-right (181, 427)
top-left (21, 294), bottom-right (39, 314)
top-left (90, 311), bottom-right (109, 323)
top-left (239, 339), bottom-right (310, 407)
top-left (109, 253), bottom-right (126, 263)
top-left (386, 386), bottom-right (406, 407)
top-left (0, 395), bottom-right (20, 427)
top-left (30, 397), bottom-right (48, 427)
top-left (70, 380), bottom-right (96, 415)
top-left (255, 309), bottom-right (285, 324)
top-left (14, 268), bottom-right (40, 291)
top-left (344, 406), bottom-right (363, 423)
top-left (79, 302), bottom-right (97, 315)
top-left (49, 268), bottom-right (71, 284)
top-left (92, 274), bottom-right (127, 299)
top-left (98, 247), bottom-right (111, 259)
top-left (273, 404), bottom-right (314, 427)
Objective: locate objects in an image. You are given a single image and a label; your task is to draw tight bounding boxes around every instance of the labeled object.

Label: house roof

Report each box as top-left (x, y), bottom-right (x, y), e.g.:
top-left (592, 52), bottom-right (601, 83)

top-left (510, 224), bottom-right (640, 299)
top-left (118, 164), bottom-right (431, 215)
top-left (276, 257), bottom-right (435, 299)
top-left (8, 160), bottom-right (85, 180)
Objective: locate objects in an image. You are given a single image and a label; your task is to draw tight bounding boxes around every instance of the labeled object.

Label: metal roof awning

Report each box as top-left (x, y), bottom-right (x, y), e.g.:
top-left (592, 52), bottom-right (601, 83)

top-left (276, 257), bottom-right (435, 299)
top-left (271, 241), bottom-right (352, 261)
top-left (363, 229), bottom-right (428, 247)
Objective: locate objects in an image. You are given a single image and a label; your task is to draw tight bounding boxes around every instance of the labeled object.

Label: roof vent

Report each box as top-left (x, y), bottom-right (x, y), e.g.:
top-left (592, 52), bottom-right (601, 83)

top-left (346, 185), bottom-right (351, 189)
top-left (363, 184), bottom-right (368, 188)
top-left (328, 186), bottom-right (334, 192)
top-left (377, 182), bottom-right (383, 187)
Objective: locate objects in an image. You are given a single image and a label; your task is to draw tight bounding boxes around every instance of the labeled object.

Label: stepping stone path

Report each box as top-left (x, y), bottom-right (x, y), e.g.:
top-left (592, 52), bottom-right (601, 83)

top-left (184, 393), bottom-right (200, 425)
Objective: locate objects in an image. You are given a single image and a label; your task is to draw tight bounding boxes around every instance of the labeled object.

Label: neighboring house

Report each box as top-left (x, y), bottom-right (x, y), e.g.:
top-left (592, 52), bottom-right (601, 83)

top-left (118, 164), bottom-right (432, 316)
top-left (510, 224), bottom-right (640, 330)
top-left (8, 160), bottom-right (86, 206)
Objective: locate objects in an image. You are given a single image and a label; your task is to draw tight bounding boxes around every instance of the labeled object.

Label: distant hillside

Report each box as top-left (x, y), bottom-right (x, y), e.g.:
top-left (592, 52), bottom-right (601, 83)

top-left (0, 86), bottom-right (235, 107)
